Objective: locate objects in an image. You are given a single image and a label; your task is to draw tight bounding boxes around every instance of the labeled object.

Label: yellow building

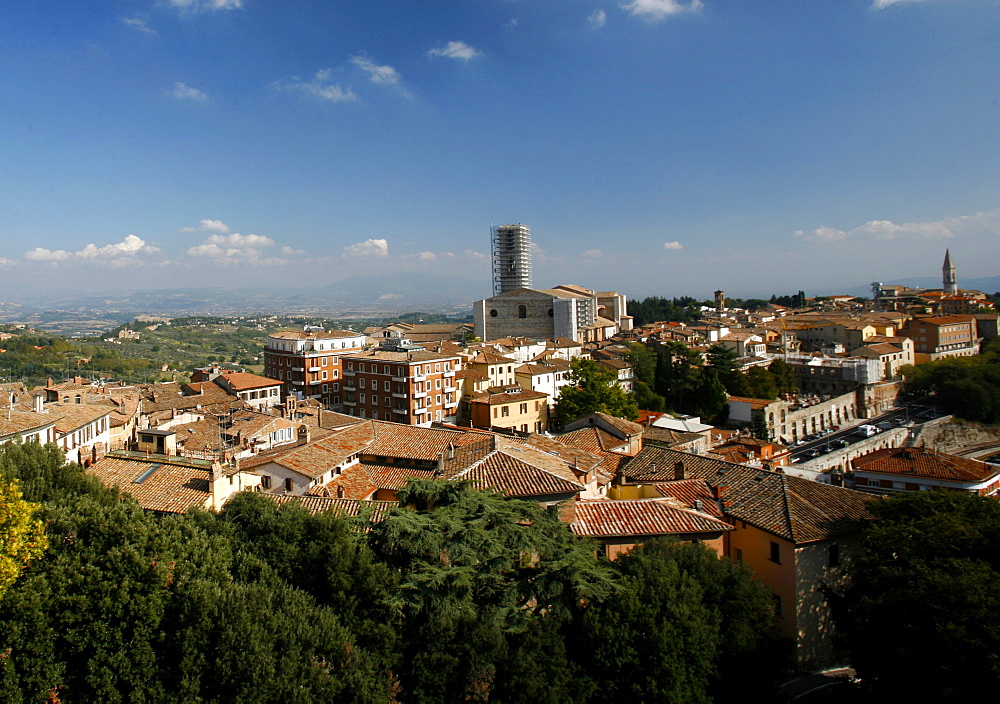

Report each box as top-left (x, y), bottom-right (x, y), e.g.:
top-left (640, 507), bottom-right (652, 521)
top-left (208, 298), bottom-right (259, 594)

top-left (468, 386), bottom-right (550, 434)
top-left (617, 446), bottom-right (875, 668)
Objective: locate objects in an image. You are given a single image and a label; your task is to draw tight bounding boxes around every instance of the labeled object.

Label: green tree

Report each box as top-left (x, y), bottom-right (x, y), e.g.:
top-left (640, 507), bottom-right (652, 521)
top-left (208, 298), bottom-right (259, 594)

top-left (370, 480), bottom-right (616, 703)
top-left (833, 491), bottom-right (1000, 699)
top-left (582, 540), bottom-right (786, 704)
top-left (554, 358), bottom-right (638, 424)
top-left (745, 366), bottom-right (778, 400)
top-left (0, 477), bottom-right (47, 600)
top-left (654, 341), bottom-right (702, 413)
top-left (767, 359), bottom-right (798, 396)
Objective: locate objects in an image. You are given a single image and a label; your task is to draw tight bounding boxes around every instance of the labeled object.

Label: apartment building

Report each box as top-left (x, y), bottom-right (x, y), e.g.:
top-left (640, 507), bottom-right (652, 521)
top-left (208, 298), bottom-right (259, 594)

top-left (468, 386), bottom-right (550, 434)
top-left (263, 329), bottom-right (367, 408)
top-left (340, 348), bottom-right (461, 425)
top-left (900, 314), bottom-right (980, 363)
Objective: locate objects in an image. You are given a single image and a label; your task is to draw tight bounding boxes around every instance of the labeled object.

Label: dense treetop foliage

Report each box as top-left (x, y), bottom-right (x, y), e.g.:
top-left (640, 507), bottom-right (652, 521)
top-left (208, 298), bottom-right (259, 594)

top-left (0, 441), bottom-right (788, 703)
top-left (900, 337), bottom-right (1000, 423)
top-left (833, 491), bottom-right (1000, 699)
top-left (554, 358), bottom-right (639, 425)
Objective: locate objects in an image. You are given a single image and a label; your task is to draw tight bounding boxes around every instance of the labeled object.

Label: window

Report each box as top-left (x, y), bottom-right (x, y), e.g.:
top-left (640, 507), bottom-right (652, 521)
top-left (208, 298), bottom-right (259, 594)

top-left (359, 378), bottom-right (365, 389)
top-left (501, 406), bottom-right (510, 417)
top-left (333, 383), bottom-right (339, 391)
top-left (385, 396), bottom-right (391, 407)
top-left (284, 478), bottom-right (293, 492)
top-left (261, 475), bottom-right (271, 489)
top-left (518, 304), bottom-right (527, 318)
top-left (490, 309), bottom-right (498, 317)
top-left (519, 403), bottom-right (528, 414)
top-left (385, 381), bottom-right (391, 391)
top-left (372, 395), bottom-right (378, 406)
top-left (769, 541), bottom-right (781, 564)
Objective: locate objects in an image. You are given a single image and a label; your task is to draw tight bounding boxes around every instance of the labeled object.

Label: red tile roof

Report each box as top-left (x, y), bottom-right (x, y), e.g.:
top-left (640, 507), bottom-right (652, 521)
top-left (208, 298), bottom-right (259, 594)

top-left (571, 498), bottom-right (733, 538)
top-left (852, 447), bottom-right (1000, 484)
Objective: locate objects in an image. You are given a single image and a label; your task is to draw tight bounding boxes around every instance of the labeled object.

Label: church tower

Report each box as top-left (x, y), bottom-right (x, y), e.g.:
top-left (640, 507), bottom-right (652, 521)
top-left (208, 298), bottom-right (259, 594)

top-left (942, 249), bottom-right (957, 295)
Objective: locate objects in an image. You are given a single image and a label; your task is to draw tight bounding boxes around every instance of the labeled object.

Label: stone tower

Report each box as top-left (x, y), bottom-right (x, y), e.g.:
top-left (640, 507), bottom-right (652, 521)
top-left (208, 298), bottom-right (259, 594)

top-left (942, 249), bottom-right (957, 295)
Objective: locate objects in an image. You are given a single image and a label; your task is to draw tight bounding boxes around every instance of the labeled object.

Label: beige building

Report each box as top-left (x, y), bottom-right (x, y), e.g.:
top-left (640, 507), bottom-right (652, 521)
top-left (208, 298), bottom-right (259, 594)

top-left (899, 314), bottom-right (980, 363)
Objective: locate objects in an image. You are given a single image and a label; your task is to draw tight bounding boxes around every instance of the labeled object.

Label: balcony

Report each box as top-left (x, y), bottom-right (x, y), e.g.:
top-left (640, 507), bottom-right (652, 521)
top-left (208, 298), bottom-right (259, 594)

top-left (392, 391), bottom-right (407, 399)
top-left (413, 407), bottom-right (428, 415)
top-left (444, 400), bottom-right (458, 409)
top-left (412, 374), bottom-right (426, 383)
top-left (343, 383), bottom-right (357, 392)
top-left (344, 369), bottom-right (356, 377)
top-left (413, 390), bottom-right (427, 399)
top-left (392, 375), bottom-right (407, 382)
top-left (292, 367), bottom-right (304, 372)
top-left (444, 385), bottom-right (456, 393)
top-left (392, 407), bottom-right (407, 415)
top-left (308, 380), bottom-right (321, 385)
top-left (342, 399), bottom-right (357, 407)
top-left (443, 370), bottom-right (455, 378)
top-left (291, 380), bottom-right (305, 386)
top-left (308, 366), bottom-right (321, 372)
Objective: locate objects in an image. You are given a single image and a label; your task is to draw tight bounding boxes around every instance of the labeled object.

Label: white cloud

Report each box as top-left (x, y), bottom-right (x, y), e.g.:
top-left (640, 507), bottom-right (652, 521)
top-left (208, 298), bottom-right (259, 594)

top-left (620, 0), bottom-right (703, 21)
top-left (180, 218), bottom-right (230, 233)
top-left (169, 82), bottom-right (208, 101)
top-left (122, 17), bottom-right (157, 35)
top-left (273, 69), bottom-right (358, 104)
top-left (24, 235), bottom-right (160, 264)
top-left (344, 238), bottom-right (389, 257)
top-left (281, 245), bottom-right (305, 255)
top-left (874, 0), bottom-right (930, 8)
top-left (663, 241), bottom-right (684, 250)
top-left (351, 55), bottom-right (402, 87)
top-left (793, 214), bottom-right (972, 243)
top-left (186, 232), bottom-right (284, 265)
top-left (463, 249), bottom-right (487, 260)
top-left (0, 257), bottom-right (12, 266)
top-left (25, 248), bottom-right (71, 262)
top-left (167, 0), bottom-right (244, 13)
top-left (589, 9), bottom-right (608, 29)
top-left (582, 249), bottom-right (605, 259)
top-left (427, 41), bottom-right (483, 61)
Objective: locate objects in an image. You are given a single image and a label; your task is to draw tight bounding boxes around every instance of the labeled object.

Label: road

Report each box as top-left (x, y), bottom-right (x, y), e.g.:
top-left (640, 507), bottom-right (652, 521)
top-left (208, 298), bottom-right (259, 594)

top-left (787, 402), bottom-right (944, 464)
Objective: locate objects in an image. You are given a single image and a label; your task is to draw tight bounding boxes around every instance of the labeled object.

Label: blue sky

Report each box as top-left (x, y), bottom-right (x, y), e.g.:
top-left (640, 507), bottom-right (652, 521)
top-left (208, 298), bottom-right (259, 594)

top-left (1, 0), bottom-right (999, 301)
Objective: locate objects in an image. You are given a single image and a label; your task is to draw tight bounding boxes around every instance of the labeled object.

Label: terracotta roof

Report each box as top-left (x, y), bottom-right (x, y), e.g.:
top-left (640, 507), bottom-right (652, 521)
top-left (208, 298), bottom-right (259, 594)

top-left (571, 498), bottom-right (733, 538)
top-left (341, 349), bottom-right (460, 363)
top-left (642, 426), bottom-right (704, 447)
top-left (470, 351), bottom-right (517, 365)
top-left (624, 446), bottom-right (875, 543)
top-left (852, 447), bottom-right (1000, 484)
top-left (263, 493), bottom-right (394, 520)
top-left (441, 435), bottom-right (585, 499)
top-left (365, 420), bottom-right (470, 462)
top-left (469, 388), bottom-right (549, 405)
top-left (87, 454), bottom-right (213, 513)
top-left (219, 372), bottom-right (282, 391)
top-left (46, 403), bottom-right (112, 434)
top-left (269, 330), bottom-right (361, 340)
top-left (241, 422), bottom-right (375, 478)
top-left (648, 479), bottom-right (724, 517)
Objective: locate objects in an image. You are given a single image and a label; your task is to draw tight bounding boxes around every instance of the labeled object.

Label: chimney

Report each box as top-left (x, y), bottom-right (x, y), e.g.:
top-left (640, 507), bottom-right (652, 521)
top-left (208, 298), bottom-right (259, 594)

top-left (32, 392), bottom-right (44, 414)
top-left (46, 377), bottom-right (53, 388)
top-left (674, 461), bottom-right (685, 481)
top-left (297, 425), bottom-right (311, 446)
top-left (557, 498), bottom-right (577, 524)
top-left (91, 442), bottom-right (106, 464)
top-left (694, 499), bottom-right (704, 512)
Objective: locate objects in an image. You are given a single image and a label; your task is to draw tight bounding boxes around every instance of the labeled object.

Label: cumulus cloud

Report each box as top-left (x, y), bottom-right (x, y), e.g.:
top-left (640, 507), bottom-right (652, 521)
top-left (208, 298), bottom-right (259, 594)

top-left (620, 0), bottom-right (703, 21)
top-left (122, 17), bottom-right (156, 35)
top-left (344, 238), bottom-right (389, 257)
top-left (663, 241), bottom-right (684, 250)
top-left (273, 69), bottom-right (358, 104)
top-left (180, 218), bottom-right (231, 233)
top-left (427, 41), bottom-right (483, 61)
top-left (794, 215), bottom-right (967, 243)
top-left (463, 249), bottom-right (487, 260)
top-left (350, 55), bottom-right (403, 87)
top-left (280, 245), bottom-right (305, 255)
top-left (589, 9), bottom-right (608, 29)
top-left (186, 232), bottom-right (284, 265)
top-left (167, 0), bottom-right (244, 13)
top-left (25, 234), bottom-right (160, 265)
top-left (169, 82), bottom-right (208, 101)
